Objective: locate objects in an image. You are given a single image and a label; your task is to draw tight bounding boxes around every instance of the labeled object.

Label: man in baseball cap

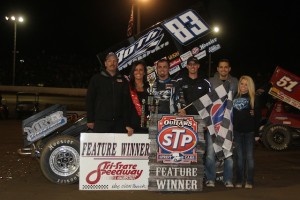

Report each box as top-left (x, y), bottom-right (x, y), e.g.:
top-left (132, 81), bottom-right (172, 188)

top-left (105, 52), bottom-right (118, 61)
top-left (186, 56), bottom-right (200, 65)
top-left (178, 55), bottom-right (211, 115)
top-left (86, 51), bottom-right (133, 135)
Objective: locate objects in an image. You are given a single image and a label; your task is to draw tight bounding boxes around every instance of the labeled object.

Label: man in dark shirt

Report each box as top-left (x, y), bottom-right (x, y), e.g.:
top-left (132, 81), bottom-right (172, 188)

top-left (86, 52), bottom-right (133, 135)
top-left (178, 56), bottom-right (211, 115)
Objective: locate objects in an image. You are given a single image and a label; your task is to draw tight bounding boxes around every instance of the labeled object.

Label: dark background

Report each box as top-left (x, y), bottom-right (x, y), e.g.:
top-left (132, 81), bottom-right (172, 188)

top-left (0, 0), bottom-right (299, 87)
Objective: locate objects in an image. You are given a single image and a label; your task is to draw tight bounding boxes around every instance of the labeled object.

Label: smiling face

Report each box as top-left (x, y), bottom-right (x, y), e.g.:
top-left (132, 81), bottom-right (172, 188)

top-left (217, 61), bottom-right (231, 80)
top-left (156, 60), bottom-right (170, 81)
top-left (239, 78), bottom-right (249, 94)
top-left (187, 61), bottom-right (200, 75)
top-left (133, 64), bottom-right (145, 81)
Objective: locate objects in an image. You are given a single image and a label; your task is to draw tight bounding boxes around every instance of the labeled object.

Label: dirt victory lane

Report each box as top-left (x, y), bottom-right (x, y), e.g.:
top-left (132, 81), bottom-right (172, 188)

top-left (0, 118), bottom-right (299, 200)
top-left (1, 4), bottom-right (300, 200)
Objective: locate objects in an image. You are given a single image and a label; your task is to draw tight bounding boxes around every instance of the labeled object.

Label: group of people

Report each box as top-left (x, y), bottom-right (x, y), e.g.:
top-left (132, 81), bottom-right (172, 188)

top-left (86, 52), bottom-right (261, 190)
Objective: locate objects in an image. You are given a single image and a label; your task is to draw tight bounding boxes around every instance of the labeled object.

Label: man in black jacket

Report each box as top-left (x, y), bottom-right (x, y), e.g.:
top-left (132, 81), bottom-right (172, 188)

top-left (178, 56), bottom-right (211, 115)
top-left (86, 52), bottom-right (133, 135)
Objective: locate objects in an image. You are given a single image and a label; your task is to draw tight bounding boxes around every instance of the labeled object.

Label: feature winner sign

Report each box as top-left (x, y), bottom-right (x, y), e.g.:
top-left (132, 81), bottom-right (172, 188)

top-left (79, 133), bottom-right (150, 190)
top-left (148, 115), bottom-right (205, 192)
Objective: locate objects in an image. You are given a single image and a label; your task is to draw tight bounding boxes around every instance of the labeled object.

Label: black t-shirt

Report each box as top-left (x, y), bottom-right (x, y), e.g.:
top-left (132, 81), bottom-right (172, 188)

top-left (179, 75), bottom-right (211, 115)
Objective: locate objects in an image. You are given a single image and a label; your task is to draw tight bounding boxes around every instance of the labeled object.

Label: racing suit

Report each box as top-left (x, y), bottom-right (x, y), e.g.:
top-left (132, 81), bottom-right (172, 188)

top-left (152, 77), bottom-right (179, 114)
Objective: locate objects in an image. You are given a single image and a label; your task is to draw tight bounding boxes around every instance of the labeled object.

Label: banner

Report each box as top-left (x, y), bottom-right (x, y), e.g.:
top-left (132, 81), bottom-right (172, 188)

top-left (97, 9), bottom-right (221, 76)
top-left (148, 114), bottom-right (205, 192)
top-left (79, 133), bottom-right (150, 190)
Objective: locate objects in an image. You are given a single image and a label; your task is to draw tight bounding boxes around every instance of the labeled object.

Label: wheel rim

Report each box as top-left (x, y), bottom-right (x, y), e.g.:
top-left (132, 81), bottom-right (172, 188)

top-left (273, 132), bottom-right (285, 144)
top-left (49, 146), bottom-right (79, 177)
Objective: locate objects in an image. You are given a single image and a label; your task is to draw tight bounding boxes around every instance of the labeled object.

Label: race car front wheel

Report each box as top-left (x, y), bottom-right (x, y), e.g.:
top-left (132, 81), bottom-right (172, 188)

top-left (40, 135), bottom-right (80, 184)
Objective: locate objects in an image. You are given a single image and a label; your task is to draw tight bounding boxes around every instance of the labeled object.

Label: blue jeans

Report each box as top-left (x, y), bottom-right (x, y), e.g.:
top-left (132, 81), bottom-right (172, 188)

top-left (234, 131), bottom-right (255, 184)
top-left (205, 131), bottom-right (233, 183)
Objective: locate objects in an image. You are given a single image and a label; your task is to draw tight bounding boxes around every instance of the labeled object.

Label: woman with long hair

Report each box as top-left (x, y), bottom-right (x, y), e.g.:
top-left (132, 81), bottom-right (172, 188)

top-left (128, 60), bottom-right (149, 133)
top-left (233, 75), bottom-right (261, 189)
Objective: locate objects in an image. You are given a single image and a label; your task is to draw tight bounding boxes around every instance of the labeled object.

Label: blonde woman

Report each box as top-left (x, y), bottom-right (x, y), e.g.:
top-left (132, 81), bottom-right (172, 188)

top-left (233, 75), bottom-right (261, 189)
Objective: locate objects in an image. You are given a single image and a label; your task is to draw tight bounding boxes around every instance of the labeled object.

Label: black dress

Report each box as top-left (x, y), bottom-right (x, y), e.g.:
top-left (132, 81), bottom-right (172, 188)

top-left (129, 89), bottom-right (149, 133)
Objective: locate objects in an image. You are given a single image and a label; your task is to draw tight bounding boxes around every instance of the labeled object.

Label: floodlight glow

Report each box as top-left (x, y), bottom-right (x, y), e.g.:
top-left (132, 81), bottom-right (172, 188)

top-left (213, 26), bottom-right (220, 33)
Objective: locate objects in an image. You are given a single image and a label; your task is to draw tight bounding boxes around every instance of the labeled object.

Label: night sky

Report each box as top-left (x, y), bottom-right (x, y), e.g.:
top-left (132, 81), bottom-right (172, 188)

top-left (0, 0), bottom-right (299, 81)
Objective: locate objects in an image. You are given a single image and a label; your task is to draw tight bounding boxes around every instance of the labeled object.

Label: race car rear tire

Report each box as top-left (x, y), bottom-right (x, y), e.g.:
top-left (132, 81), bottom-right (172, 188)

top-left (262, 125), bottom-right (292, 151)
top-left (40, 135), bottom-right (80, 184)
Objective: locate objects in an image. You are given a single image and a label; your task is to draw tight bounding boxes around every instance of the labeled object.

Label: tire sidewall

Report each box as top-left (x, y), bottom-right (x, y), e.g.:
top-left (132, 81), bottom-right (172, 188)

top-left (40, 135), bottom-right (80, 184)
top-left (263, 124), bottom-right (291, 151)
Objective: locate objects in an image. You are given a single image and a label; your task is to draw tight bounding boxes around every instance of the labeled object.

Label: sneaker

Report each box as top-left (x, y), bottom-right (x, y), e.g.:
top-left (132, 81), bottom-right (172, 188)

top-left (224, 181), bottom-right (234, 188)
top-left (235, 184), bottom-right (243, 188)
top-left (245, 183), bottom-right (253, 189)
top-left (206, 180), bottom-right (215, 187)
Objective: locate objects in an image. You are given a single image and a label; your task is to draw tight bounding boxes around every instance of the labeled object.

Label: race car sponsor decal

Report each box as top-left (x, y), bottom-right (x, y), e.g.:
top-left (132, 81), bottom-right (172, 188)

top-left (163, 10), bottom-right (209, 45)
top-left (169, 57), bottom-right (181, 68)
top-left (194, 50), bottom-right (206, 60)
top-left (97, 9), bottom-right (219, 78)
top-left (24, 111), bottom-right (67, 142)
top-left (169, 65), bottom-right (181, 75)
top-left (116, 27), bottom-right (168, 71)
top-left (191, 47), bottom-right (200, 55)
top-left (199, 37), bottom-right (218, 50)
top-left (168, 51), bottom-right (180, 60)
top-left (208, 43), bottom-right (221, 53)
top-left (180, 51), bottom-right (193, 62)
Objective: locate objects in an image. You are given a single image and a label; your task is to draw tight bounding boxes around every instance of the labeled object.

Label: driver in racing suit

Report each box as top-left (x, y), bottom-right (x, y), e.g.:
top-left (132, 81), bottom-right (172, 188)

top-left (152, 59), bottom-right (179, 114)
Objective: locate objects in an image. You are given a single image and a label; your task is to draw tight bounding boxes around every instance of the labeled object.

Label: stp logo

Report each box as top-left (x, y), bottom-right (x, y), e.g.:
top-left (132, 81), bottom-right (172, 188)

top-left (157, 127), bottom-right (198, 153)
top-left (210, 101), bottom-right (227, 133)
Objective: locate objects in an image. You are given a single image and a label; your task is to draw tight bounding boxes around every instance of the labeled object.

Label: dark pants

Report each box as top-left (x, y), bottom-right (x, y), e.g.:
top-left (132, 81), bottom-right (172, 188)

top-left (234, 131), bottom-right (255, 185)
top-left (94, 119), bottom-right (126, 133)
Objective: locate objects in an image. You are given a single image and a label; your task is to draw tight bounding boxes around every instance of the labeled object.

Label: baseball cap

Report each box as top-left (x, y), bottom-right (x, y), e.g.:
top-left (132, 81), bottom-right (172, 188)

top-left (105, 52), bottom-right (118, 60)
top-left (187, 56), bottom-right (200, 64)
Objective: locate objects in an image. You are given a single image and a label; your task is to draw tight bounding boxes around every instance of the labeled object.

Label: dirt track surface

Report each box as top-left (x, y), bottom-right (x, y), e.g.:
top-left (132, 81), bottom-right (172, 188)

top-left (1, 119), bottom-right (300, 200)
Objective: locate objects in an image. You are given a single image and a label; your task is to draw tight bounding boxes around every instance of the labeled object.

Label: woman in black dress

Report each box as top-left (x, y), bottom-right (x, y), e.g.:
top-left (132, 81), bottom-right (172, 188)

top-left (128, 60), bottom-right (149, 133)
